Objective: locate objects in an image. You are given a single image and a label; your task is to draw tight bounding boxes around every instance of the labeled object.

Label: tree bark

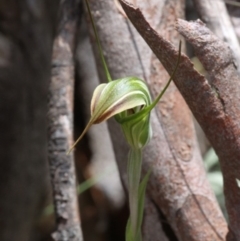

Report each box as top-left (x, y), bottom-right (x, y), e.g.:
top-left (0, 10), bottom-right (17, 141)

top-left (85, 0), bottom-right (168, 240)
top-left (48, 0), bottom-right (83, 240)
top-left (192, 0), bottom-right (240, 74)
top-left (76, 19), bottom-right (125, 210)
top-left (177, 19), bottom-right (240, 241)
top-left (119, 1), bottom-right (240, 240)
top-left (87, 0), bottom-right (227, 240)
top-left (143, 197), bottom-right (169, 241)
top-left (0, 0), bottom-right (59, 241)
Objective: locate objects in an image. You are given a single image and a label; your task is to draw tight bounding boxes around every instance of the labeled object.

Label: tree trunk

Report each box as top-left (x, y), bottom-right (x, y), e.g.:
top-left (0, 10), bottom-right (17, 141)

top-left (0, 1), bottom-right (59, 240)
top-left (48, 0), bottom-right (83, 240)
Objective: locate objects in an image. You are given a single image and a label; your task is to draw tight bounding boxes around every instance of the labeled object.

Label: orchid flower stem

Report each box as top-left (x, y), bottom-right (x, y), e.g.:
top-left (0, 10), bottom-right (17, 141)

top-left (128, 148), bottom-right (142, 240)
top-left (69, 2), bottom-right (182, 241)
top-left (84, 0), bottom-right (112, 82)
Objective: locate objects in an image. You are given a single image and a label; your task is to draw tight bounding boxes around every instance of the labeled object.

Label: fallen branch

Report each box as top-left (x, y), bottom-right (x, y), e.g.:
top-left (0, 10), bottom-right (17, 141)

top-left (177, 19), bottom-right (240, 241)
top-left (119, 0), bottom-right (240, 240)
top-left (88, 0), bottom-right (227, 240)
top-left (192, 0), bottom-right (240, 74)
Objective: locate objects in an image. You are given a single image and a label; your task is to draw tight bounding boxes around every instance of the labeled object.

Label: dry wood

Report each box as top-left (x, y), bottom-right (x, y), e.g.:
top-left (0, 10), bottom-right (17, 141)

top-left (85, 0), bottom-right (168, 240)
top-left (119, 0), bottom-right (240, 240)
top-left (87, 0), bottom-right (227, 240)
top-left (177, 19), bottom-right (240, 241)
top-left (143, 197), bottom-right (169, 241)
top-left (48, 0), bottom-right (83, 240)
top-left (192, 0), bottom-right (240, 73)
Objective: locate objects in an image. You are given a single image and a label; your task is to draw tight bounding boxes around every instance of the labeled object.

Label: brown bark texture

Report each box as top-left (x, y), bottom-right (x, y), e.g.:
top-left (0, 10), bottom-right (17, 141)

top-left (0, 0), bottom-right (59, 241)
top-left (192, 0), bottom-right (240, 74)
top-left (85, 0), bottom-right (168, 240)
top-left (177, 19), bottom-right (240, 241)
top-left (119, 1), bottom-right (240, 240)
top-left (86, 0), bottom-right (227, 240)
top-left (77, 18), bottom-right (125, 210)
top-left (142, 197), bottom-right (169, 241)
top-left (48, 0), bottom-right (83, 240)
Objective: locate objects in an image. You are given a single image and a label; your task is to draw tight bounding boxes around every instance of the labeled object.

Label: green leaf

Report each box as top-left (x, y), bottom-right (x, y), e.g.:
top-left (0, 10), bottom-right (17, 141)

top-left (125, 218), bottom-right (142, 241)
top-left (207, 171), bottom-right (223, 195)
top-left (125, 169), bottom-right (150, 241)
top-left (137, 170), bottom-right (151, 233)
top-left (204, 148), bottom-right (219, 171)
top-left (125, 218), bottom-right (134, 241)
top-left (127, 148), bottom-right (142, 238)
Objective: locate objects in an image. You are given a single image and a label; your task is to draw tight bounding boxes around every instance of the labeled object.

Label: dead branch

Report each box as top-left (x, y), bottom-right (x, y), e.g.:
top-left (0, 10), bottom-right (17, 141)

top-left (119, 0), bottom-right (240, 240)
top-left (0, 1), bottom-right (60, 240)
top-left (192, 0), bottom-right (240, 73)
top-left (87, 0), bottom-right (227, 240)
top-left (48, 0), bottom-right (83, 240)
top-left (177, 19), bottom-right (240, 241)
top-left (85, 0), bottom-right (169, 240)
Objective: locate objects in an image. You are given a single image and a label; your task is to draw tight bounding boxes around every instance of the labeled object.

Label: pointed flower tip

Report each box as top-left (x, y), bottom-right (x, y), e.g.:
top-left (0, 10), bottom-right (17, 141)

top-left (67, 120), bottom-right (94, 153)
top-left (70, 77), bottom-right (154, 150)
top-left (66, 147), bottom-right (73, 155)
top-left (90, 77), bottom-right (151, 123)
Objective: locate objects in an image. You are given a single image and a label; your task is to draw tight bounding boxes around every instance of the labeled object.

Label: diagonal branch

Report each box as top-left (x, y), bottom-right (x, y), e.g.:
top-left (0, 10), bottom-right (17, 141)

top-left (88, 0), bottom-right (227, 240)
top-left (48, 0), bottom-right (83, 240)
top-left (119, 1), bottom-right (240, 240)
top-left (177, 19), bottom-right (240, 241)
top-left (192, 0), bottom-right (240, 74)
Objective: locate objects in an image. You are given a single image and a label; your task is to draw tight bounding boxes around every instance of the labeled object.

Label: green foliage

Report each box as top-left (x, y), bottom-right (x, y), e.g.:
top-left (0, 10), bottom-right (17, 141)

top-left (125, 159), bottom-right (150, 241)
top-left (137, 170), bottom-right (151, 235)
top-left (67, 0), bottom-right (182, 240)
top-left (204, 148), bottom-right (226, 218)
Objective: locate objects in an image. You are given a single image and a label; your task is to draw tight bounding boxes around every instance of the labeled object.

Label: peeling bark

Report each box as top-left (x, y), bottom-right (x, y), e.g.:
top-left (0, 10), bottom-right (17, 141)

top-left (48, 0), bottom-right (83, 240)
top-left (86, 0), bottom-right (227, 240)
top-left (177, 19), bottom-right (240, 241)
top-left (192, 0), bottom-right (240, 73)
top-left (119, 1), bottom-right (240, 240)
top-left (0, 1), bottom-right (59, 240)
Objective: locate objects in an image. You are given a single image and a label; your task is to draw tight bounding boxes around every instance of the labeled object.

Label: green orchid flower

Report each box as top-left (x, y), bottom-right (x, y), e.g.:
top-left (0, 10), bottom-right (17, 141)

top-left (68, 0), bottom-right (182, 240)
